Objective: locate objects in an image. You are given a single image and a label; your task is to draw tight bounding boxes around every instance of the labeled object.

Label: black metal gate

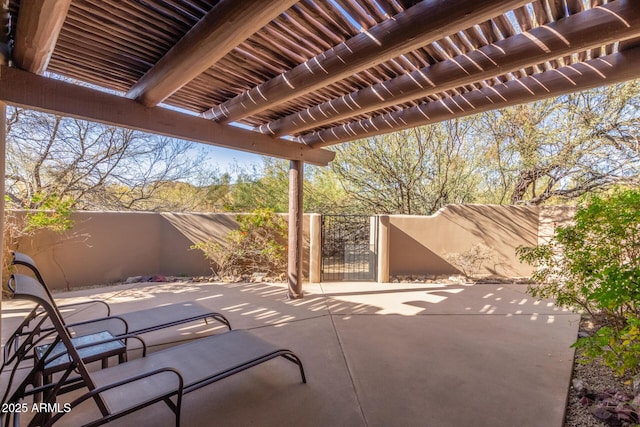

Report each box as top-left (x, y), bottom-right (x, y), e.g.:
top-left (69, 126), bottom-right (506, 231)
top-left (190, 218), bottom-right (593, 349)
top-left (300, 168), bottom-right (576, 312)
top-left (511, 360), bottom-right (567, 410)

top-left (321, 215), bottom-right (377, 281)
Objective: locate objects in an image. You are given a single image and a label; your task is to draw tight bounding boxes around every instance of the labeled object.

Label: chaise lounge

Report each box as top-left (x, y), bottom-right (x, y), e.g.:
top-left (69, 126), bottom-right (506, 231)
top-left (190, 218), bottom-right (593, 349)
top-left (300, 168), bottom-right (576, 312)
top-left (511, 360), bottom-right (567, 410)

top-left (4, 273), bottom-right (306, 427)
top-left (4, 252), bottom-right (234, 407)
top-left (11, 251), bottom-right (232, 336)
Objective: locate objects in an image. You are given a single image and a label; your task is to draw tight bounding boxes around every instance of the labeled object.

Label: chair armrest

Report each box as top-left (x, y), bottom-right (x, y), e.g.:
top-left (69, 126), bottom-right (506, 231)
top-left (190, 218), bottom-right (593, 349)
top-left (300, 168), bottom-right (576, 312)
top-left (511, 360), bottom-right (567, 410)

top-left (65, 315), bottom-right (129, 337)
top-left (46, 367), bottom-right (184, 426)
top-left (58, 299), bottom-right (111, 317)
top-left (30, 314), bottom-right (129, 338)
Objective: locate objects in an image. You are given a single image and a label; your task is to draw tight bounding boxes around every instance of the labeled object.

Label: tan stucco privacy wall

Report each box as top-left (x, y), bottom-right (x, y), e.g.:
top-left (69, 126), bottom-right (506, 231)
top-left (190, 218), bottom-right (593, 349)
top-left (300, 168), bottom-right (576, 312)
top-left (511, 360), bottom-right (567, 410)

top-left (388, 205), bottom-right (539, 277)
top-left (385, 204), bottom-right (576, 279)
top-left (10, 211), bottom-right (310, 291)
top-left (8, 205), bottom-right (573, 290)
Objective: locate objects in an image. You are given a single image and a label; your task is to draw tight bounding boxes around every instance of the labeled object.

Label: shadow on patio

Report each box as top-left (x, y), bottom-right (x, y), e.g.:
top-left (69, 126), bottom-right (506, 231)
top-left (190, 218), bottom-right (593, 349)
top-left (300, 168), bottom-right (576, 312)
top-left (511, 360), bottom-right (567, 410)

top-left (2, 279), bottom-right (579, 427)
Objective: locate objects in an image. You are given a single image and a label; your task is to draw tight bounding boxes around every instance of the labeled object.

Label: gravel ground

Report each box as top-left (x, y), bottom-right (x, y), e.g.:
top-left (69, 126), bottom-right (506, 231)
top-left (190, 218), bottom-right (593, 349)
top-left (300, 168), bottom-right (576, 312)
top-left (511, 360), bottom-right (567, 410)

top-left (564, 318), bottom-right (638, 427)
top-left (565, 349), bottom-right (634, 426)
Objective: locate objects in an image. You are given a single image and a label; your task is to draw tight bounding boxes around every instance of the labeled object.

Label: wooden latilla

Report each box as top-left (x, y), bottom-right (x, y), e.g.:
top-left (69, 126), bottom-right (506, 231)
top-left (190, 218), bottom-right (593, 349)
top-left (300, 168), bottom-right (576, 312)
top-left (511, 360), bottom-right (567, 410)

top-left (263, 1), bottom-right (640, 138)
top-left (4, 0), bottom-right (637, 140)
top-left (125, 1), bottom-right (299, 107)
top-left (302, 47), bottom-right (640, 147)
top-left (202, 0), bottom-right (531, 123)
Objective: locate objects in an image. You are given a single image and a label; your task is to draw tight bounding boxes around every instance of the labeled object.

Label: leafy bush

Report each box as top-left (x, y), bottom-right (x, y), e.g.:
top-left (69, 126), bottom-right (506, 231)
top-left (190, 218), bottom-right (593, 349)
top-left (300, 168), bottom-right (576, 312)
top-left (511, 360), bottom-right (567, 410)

top-left (517, 189), bottom-right (640, 376)
top-left (192, 208), bottom-right (287, 279)
top-left (576, 317), bottom-right (640, 377)
top-left (3, 194), bottom-right (75, 295)
top-left (22, 194), bottom-right (75, 232)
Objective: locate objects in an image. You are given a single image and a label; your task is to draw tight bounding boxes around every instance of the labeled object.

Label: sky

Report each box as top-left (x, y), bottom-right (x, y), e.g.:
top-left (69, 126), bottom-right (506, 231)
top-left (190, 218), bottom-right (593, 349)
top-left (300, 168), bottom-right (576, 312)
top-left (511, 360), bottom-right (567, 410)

top-left (202, 144), bottom-right (263, 175)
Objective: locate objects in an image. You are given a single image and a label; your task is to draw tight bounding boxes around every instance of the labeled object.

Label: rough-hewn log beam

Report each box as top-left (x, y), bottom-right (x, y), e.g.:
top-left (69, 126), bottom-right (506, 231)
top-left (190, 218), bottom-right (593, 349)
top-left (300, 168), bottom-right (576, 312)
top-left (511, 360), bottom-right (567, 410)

top-left (620, 35), bottom-right (640, 50)
top-left (12, 0), bottom-right (71, 74)
top-left (127, 0), bottom-right (297, 107)
top-left (262, 0), bottom-right (640, 137)
top-left (302, 47), bottom-right (640, 147)
top-left (0, 66), bottom-right (334, 166)
top-left (203, 0), bottom-right (531, 123)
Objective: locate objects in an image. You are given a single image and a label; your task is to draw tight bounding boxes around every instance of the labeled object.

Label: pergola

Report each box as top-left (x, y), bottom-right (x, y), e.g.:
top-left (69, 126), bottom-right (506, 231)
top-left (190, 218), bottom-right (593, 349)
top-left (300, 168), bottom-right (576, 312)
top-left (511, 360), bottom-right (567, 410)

top-left (0, 0), bottom-right (639, 299)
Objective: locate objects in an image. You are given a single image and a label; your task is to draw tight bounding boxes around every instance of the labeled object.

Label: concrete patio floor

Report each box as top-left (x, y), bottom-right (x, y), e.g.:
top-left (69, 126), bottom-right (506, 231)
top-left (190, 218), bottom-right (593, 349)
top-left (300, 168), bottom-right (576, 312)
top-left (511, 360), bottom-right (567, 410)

top-left (1, 279), bottom-right (580, 427)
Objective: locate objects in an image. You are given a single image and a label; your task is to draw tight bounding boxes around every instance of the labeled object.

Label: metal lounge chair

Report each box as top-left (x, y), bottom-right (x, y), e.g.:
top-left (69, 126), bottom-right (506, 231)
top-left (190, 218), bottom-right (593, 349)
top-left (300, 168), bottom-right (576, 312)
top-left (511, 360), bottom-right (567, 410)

top-left (4, 274), bottom-right (306, 427)
top-left (11, 251), bottom-right (232, 336)
top-left (5, 252), bottom-right (232, 404)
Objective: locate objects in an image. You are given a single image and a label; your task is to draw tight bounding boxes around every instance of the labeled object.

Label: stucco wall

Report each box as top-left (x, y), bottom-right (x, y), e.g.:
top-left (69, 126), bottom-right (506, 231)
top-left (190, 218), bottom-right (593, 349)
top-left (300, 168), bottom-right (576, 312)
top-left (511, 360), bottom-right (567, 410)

top-left (388, 205), bottom-right (540, 277)
top-left (11, 211), bottom-right (310, 291)
top-left (8, 205), bottom-right (576, 289)
top-left (537, 205), bottom-right (576, 245)
top-left (14, 211), bottom-right (165, 290)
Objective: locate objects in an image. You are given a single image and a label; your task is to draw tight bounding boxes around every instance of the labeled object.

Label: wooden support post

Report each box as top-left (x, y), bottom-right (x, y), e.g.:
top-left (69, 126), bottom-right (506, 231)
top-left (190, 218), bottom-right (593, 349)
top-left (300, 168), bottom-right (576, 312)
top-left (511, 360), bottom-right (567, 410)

top-left (287, 160), bottom-right (304, 298)
top-left (309, 213), bottom-right (322, 283)
top-left (0, 101), bottom-right (6, 329)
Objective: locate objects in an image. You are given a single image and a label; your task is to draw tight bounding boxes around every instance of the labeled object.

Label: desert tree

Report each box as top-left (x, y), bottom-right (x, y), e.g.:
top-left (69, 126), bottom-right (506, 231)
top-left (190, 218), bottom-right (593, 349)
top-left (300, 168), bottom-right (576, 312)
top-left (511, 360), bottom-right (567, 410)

top-left (330, 119), bottom-right (481, 215)
top-left (226, 157), bottom-right (349, 213)
top-left (478, 80), bottom-right (640, 205)
top-left (6, 107), bottom-right (219, 211)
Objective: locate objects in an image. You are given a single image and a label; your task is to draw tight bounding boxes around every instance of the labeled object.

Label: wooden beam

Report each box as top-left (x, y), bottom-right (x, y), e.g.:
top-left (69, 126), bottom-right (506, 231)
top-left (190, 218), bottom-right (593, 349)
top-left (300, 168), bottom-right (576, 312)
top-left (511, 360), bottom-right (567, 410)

top-left (620, 35), bottom-right (640, 51)
top-left (262, 0), bottom-right (640, 137)
top-left (0, 66), bottom-right (334, 166)
top-left (12, 0), bottom-right (71, 74)
top-left (302, 47), bottom-right (640, 147)
top-left (287, 160), bottom-right (304, 299)
top-left (203, 0), bottom-right (531, 123)
top-left (126, 0), bottom-right (298, 107)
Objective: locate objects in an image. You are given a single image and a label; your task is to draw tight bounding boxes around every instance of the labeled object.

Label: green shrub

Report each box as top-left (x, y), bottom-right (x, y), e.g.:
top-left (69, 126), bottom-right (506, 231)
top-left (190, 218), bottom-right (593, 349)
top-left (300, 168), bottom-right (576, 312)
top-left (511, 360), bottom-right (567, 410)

top-left (192, 208), bottom-right (287, 278)
top-left (23, 194), bottom-right (75, 232)
top-left (575, 317), bottom-right (640, 377)
top-left (3, 194), bottom-right (75, 295)
top-left (518, 189), bottom-right (640, 375)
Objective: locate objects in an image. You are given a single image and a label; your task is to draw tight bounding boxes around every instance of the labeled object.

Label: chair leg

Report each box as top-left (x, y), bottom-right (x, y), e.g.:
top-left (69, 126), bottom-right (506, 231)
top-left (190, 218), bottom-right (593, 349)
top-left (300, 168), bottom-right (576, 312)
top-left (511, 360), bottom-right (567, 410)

top-left (33, 372), bottom-right (43, 403)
